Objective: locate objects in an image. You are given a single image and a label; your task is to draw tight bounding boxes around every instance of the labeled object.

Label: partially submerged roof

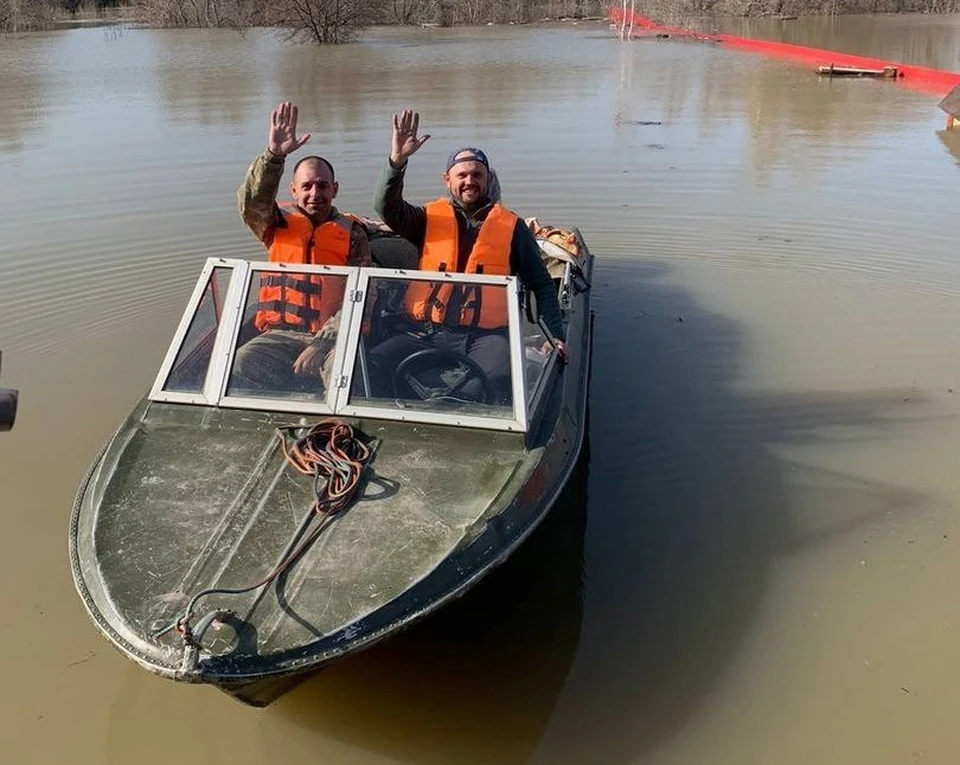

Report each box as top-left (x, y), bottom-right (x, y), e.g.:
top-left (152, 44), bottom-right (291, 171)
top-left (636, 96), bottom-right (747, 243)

top-left (939, 84), bottom-right (960, 118)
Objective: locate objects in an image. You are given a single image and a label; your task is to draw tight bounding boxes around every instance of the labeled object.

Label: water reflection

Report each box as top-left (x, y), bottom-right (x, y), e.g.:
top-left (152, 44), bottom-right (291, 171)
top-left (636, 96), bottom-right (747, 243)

top-left (2, 20), bottom-right (958, 765)
top-left (273, 26), bottom-right (605, 136)
top-left (701, 14), bottom-right (960, 72)
top-left (936, 127), bottom-right (960, 166)
top-left (615, 39), bottom-right (932, 180)
top-left (0, 36), bottom-right (56, 153)
top-left (533, 261), bottom-right (925, 762)
top-left (152, 29), bottom-right (269, 127)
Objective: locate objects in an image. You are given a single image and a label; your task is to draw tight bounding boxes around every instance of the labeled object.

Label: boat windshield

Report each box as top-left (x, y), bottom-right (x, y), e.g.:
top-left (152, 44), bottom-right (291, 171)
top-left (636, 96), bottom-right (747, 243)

top-left (150, 260), bottom-right (562, 432)
top-left (223, 268), bottom-right (350, 403)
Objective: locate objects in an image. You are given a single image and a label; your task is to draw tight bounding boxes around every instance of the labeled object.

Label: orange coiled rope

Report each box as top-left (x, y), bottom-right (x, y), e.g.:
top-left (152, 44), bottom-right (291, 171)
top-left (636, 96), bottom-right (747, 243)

top-left (276, 420), bottom-right (373, 516)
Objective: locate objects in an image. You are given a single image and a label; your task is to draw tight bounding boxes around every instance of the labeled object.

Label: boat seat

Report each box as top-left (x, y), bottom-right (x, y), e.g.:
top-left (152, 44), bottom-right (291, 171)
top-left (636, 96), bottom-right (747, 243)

top-left (370, 233), bottom-right (419, 270)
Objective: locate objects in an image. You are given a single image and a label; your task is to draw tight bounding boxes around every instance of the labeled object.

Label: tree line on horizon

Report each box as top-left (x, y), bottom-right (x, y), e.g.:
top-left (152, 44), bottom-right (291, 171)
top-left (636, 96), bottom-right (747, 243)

top-left (0, 0), bottom-right (601, 37)
top-left (2, 0), bottom-right (957, 40)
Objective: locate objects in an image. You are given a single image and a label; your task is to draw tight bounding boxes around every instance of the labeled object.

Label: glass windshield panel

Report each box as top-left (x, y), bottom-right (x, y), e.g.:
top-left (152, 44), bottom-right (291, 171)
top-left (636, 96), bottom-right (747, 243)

top-left (163, 266), bottom-right (231, 394)
top-left (347, 275), bottom-right (515, 419)
top-left (519, 291), bottom-right (557, 408)
top-left (224, 267), bottom-right (348, 402)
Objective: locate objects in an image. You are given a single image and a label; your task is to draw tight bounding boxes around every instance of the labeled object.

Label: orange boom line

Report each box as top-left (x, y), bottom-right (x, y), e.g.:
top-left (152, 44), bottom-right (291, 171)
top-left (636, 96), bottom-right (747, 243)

top-left (608, 6), bottom-right (960, 96)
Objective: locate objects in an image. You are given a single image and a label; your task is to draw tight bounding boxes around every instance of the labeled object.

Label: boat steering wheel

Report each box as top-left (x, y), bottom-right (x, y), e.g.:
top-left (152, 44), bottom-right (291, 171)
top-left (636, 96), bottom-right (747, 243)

top-left (392, 348), bottom-right (495, 405)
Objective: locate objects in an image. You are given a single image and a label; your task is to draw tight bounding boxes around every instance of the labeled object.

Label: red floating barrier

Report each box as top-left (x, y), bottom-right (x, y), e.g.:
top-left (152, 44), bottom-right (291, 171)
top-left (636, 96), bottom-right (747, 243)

top-left (608, 6), bottom-right (960, 96)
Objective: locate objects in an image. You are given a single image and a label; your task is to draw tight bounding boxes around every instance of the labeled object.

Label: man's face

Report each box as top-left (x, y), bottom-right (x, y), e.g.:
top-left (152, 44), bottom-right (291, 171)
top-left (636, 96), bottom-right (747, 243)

top-left (443, 158), bottom-right (489, 209)
top-left (291, 160), bottom-right (338, 221)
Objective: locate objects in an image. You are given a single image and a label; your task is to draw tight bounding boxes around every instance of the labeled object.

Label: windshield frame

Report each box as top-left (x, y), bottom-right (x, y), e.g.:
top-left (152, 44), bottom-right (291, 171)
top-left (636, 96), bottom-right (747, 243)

top-left (149, 258), bottom-right (546, 432)
top-left (217, 261), bottom-right (360, 415)
top-left (150, 258), bottom-right (247, 407)
top-left (332, 268), bottom-right (529, 432)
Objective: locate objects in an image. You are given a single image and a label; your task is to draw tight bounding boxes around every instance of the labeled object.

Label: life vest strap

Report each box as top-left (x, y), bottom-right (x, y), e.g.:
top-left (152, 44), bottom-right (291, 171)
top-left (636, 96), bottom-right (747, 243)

top-left (256, 300), bottom-right (320, 325)
top-left (261, 274), bottom-right (324, 296)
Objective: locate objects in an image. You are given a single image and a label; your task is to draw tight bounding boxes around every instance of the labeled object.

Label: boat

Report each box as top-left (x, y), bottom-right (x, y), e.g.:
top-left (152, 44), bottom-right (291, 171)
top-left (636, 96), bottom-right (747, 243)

top-left (69, 223), bottom-right (594, 707)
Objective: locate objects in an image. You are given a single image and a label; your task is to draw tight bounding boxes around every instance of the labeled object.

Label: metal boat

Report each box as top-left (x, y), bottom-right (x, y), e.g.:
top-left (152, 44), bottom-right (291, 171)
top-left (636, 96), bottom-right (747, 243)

top-left (69, 227), bottom-right (593, 706)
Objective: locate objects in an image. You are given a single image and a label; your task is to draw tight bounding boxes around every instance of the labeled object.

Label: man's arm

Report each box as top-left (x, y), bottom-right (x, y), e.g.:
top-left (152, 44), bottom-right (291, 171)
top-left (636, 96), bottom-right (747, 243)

top-left (373, 109), bottom-right (432, 248)
top-left (238, 150), bottom-right (285, 245)
top-left (240, 102), bottom-right (313, 246)
top-left (511, 222), bottom-right (565, 340)
top-left (373, 159), bottom-right (427, 248)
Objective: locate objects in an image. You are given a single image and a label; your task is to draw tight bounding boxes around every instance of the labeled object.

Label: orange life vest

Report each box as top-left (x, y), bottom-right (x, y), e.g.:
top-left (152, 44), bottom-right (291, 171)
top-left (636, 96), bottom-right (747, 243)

top-left (255, 208), bottom-right (352, 334)
top-left (405, 199), bottom-right (516, 330)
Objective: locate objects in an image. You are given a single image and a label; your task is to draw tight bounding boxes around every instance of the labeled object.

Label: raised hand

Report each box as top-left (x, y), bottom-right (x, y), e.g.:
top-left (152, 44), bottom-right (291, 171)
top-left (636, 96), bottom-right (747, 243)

top-left (391, 110), bottom-right (430, 166)
top-left (267, 101), bottom-right (311, 158)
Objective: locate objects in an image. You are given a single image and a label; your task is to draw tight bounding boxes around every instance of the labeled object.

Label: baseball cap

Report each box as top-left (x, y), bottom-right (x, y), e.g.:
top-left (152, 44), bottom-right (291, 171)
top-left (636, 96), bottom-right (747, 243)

top-left (445, 147), bottom-right (489, 172)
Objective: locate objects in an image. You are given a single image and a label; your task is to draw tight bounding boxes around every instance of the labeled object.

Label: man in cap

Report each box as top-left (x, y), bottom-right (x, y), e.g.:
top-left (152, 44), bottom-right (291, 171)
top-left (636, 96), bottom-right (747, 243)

top-left (369, 110), bottom-right (566, 402)
top-left (234, 101), bottom-right (371, 391)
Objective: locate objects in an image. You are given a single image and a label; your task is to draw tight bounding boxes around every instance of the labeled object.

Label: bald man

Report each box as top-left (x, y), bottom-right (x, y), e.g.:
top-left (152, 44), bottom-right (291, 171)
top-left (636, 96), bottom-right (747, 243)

top-left (234, 101), bottom-right (371, 390)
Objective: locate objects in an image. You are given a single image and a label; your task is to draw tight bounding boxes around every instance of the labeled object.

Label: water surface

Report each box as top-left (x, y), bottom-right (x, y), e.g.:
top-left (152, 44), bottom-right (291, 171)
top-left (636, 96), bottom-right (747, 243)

top-left (1, 18), bottom-right (959, 765)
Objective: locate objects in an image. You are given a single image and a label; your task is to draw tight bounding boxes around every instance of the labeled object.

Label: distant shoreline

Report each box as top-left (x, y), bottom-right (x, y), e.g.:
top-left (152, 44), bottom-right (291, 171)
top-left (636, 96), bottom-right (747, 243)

top-left (5, 10), bottom-right (958, 36)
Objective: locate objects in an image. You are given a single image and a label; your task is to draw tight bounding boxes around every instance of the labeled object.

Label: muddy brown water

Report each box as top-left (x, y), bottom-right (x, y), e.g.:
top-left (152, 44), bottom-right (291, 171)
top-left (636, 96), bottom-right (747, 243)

top-left (1, 16), bottom-right (959, 765)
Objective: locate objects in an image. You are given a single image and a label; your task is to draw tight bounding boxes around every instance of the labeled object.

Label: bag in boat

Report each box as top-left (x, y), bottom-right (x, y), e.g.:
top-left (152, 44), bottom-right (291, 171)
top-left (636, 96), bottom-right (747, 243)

top-left (526, 217), bottom-right (585, 281)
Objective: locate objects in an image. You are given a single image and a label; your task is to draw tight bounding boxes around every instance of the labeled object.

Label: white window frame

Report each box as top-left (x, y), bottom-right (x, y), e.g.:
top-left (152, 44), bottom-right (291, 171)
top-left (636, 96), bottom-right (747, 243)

top-left (523, 346), bottom-right (560, 437)
top-left (149, 258), bottom-right (247, 405)
top-left (148, 261), bottom-right (542, 433)
top-left (333, 268), bottom-right (529, 433)
top-left (216, 261), bottom-right (362, 416)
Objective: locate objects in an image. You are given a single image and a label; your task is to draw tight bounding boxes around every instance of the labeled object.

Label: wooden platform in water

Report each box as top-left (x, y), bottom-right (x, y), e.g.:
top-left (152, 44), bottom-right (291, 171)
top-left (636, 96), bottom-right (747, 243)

top-left (817, 64), bottom-right (899, 79)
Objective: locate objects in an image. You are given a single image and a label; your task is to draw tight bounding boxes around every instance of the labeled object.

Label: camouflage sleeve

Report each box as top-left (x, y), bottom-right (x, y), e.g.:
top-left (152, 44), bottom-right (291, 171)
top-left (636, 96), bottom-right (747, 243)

top-left (347, 222), bottom-right (373, 267)
top-left (238, 150), bottom-right (286, 244)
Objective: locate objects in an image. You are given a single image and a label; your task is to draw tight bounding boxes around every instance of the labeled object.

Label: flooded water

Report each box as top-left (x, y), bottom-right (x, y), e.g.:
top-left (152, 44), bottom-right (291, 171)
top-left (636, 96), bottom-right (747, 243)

top-left (2, 15), bottom-right (960, 764)
top-left (703, 13), bottom-right (960, 72)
